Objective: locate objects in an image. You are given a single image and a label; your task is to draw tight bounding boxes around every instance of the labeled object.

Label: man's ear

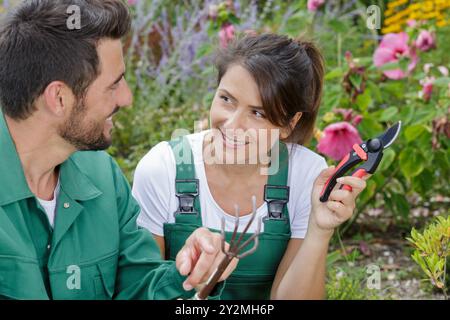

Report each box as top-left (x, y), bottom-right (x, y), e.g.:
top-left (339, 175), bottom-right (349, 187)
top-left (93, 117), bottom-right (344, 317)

top-left (42, 81), bottom-right (74, 117)
top-left (280, 112), bottom-right (303, 139)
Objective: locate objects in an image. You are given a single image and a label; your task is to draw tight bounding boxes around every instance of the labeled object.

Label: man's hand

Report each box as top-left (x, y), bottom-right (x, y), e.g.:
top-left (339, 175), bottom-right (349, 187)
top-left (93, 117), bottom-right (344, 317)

top-left (175, 227), bottom-right (238, 291)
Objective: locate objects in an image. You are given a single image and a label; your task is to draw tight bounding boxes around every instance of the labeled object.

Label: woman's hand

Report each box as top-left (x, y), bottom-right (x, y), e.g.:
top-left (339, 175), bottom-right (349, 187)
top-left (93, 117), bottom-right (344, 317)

top-left (308, 166), bottom-right (369, 239)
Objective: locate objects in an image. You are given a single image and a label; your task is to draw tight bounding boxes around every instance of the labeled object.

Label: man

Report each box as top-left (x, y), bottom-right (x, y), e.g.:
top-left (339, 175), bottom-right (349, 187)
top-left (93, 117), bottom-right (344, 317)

top-left (0, 0), bottom-right (236, 300)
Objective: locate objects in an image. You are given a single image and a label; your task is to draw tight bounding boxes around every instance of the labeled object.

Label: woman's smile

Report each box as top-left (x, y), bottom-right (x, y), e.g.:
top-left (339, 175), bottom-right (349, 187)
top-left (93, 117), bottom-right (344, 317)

top-left (219, 128), bottom-right (250, 149)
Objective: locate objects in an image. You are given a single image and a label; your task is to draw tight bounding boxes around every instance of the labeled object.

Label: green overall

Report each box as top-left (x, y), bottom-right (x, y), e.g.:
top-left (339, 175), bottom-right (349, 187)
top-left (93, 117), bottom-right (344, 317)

top-left (163, 136), bottom-right (292, 300)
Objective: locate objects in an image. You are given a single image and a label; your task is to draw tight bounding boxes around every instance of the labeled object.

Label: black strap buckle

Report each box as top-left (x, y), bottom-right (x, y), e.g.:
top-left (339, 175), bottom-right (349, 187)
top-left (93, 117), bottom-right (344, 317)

top-left (175, 179), bottom-right (199, 215)
top-left (264, 185), bottom-right (289, 220)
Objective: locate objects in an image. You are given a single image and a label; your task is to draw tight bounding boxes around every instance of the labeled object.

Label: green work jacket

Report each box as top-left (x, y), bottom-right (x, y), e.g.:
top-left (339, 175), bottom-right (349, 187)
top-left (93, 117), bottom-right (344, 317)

top-left (0, 111), bottom-right (221, 300)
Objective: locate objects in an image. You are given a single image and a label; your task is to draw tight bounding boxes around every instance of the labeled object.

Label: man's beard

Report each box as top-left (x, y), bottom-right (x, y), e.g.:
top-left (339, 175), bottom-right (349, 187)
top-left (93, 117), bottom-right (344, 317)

top-left (58, 98), bottom-right (117, 151)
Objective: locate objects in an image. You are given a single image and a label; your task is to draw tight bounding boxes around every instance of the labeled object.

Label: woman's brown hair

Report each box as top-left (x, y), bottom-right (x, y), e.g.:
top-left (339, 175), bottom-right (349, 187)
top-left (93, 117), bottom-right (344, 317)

top-left (215, 33), bottom-right (324, 145)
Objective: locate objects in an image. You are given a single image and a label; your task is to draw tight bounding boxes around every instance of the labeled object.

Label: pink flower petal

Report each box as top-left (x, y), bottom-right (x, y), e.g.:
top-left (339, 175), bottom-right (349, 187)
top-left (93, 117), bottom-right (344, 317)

top-left (317, 122), bottom-right (363, 161)
top-left (438, 66), bottom-right (449, 77)
top-left (415, 30), bottom-right (436, 52)
top-left (384, 68), bottom-right (406, 80)
top-left (307, 0), bottom-right (325, 11)
top-left (373, 47), bottom-right (397, 67)
top-left (379, 32), bottom-right (409, 55)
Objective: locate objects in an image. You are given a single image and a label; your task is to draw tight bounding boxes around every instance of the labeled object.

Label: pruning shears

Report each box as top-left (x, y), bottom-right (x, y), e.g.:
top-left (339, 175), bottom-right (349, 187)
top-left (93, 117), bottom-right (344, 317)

top-left (319, 121), bottom-right (402, 202)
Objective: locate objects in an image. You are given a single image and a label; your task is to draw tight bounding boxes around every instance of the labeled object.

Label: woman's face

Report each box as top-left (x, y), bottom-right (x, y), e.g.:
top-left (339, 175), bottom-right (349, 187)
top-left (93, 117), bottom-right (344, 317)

top-left (208, 64), bottom-right (288, 166)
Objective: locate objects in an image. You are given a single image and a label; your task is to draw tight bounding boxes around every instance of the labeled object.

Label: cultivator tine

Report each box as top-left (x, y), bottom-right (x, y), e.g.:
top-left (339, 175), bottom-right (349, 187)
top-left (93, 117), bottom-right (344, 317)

top-left (192, 196), bottom-right (261, 300)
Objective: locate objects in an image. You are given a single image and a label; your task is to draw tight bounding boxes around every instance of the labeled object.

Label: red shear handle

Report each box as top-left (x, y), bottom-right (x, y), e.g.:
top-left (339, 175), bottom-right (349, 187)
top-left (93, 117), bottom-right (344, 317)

top-left (320, 154), bottom-right (350, 198)
top-left (342, 169), bottom-right (368, 192)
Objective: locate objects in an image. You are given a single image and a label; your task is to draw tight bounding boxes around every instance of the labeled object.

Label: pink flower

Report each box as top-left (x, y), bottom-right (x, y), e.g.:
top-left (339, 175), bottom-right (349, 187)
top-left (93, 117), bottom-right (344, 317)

top-left (208, 4), bottom-right (219, 19)
top-left (415, 30), bottom-right (436, 52)
top-left (345, 51), bottom-right (356, 69)
top-left (406, 19), bottom-right (417, 28)
top-left (424, 63), bottom-right (434, 74)
top-left (438, 66), bottom-right (449, 77)
top-left (317, 122), bottom-right (363, 161)
top-left (334, 108), bottom-right (363, 126)
top-left (420, 77), bottom-right (435, 101)
top-left (307, 0), bottom-right (325, 12)
top-left (127, 0), bottom-right (137, 5)
top-left (335, 108), bottom-right (353, 122)
top-left (219, 23), bottom-right (235, 48)
top-left (352, 115), bottom-right (363, 126)
top-left (373, 32), bottom-right (417, 80)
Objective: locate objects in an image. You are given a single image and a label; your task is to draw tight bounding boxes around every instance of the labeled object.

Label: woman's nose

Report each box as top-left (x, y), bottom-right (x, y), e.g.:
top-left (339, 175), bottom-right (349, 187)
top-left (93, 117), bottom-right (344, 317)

top-left (224, 108), bottom-right (246, 131)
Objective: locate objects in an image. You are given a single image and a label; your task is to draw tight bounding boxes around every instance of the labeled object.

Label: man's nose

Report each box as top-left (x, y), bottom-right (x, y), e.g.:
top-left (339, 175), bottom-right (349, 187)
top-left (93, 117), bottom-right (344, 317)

top-left (117, 80), bottom-right (133, 108)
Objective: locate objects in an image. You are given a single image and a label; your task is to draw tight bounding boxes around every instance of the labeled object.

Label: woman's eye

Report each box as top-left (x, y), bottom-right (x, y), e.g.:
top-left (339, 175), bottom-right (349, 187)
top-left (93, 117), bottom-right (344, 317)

top-left (220, 95), bottom-right (231, 103)
top-left (253, 110), bottom-right (265, 118)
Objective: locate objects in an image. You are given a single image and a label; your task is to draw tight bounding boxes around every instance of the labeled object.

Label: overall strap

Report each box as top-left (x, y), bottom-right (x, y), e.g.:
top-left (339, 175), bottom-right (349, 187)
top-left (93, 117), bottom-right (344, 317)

top-left (264, 142), bottom-right (290, 221)
top-left (168, 136), bottom-right (202, 225)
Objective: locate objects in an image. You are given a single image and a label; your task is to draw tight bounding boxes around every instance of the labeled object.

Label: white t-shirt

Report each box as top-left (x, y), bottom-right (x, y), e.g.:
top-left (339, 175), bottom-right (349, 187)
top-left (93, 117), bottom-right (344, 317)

top-left (37, 179), bottom-right (61, 229)
top-left (132, 131), bottom-right (328, 239)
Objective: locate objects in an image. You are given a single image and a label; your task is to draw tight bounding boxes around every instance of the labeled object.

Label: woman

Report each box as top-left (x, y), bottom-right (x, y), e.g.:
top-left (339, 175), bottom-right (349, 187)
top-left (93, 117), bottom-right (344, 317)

top-left (132, 34), bottom-right (368, 299)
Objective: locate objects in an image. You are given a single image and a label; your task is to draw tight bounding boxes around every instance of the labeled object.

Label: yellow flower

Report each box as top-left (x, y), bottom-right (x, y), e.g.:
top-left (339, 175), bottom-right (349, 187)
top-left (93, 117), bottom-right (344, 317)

top-left (314, 128), bottom-right (323, 141)
top-left (323, 112), bottom-right (335, 123)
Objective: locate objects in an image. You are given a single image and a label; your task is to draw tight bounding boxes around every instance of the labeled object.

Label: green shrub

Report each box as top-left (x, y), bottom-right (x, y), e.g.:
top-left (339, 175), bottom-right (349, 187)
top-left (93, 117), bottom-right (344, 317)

top-left (407, 215), bottom-right (450, 299)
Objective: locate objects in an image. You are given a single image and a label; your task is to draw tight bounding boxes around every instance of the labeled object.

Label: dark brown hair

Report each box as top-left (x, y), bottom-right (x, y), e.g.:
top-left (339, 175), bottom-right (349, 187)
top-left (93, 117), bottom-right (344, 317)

top-left (0, 0), bottom-right (131, 120)
top-left (215, 33), bottom-right (325, 145)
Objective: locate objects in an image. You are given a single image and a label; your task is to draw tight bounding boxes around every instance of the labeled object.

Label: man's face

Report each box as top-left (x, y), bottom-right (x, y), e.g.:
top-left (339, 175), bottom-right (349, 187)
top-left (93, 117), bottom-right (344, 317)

top-left (59, 39), bottom-right (132, 151)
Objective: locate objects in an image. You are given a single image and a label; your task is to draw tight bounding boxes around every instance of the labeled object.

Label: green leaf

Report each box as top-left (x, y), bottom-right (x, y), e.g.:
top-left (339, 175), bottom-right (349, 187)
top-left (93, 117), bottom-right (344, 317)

top-left (358, 178), bottom-right (377, 203)
top-left (433, 77), bottom-right (450, 87)
top-left (357, 179), bottom-right (377, 205)
top-left (391, 192), bottom-right (410, 219)
top-left (379, 107), bottom-right (398, 122)
top-left (349, 74), bottom-right (362, 89)
top-left (367, 81), bottom-right (382, 103)
top-left (412, 108), bottom-right (437, 125)
top-left (434, 149), bottom-right (450, 169)
top-left (355, 89), bottom-right (372, 111)
top-left (354, 57), bottom-right (373, 67)
top-left (328, 19), bottom-right (347, 33)
top-left (382, 82), bottom-right (405, 99)
top-left (358, 117), bottom-right (383, 138)
top-left (388, 177), bottom-right (405, 194)
top-left (325, 67), bottom-right (344, 80)
top-left (378, 148), bottom-right (396, 171)
top-left (404, 124), bottom-right (428, 142)
top-left (399, 147), bottom-right (425, 179)
top-left (383, 193), bottom-right (395, 212)
top-left (399, 105), bottom-right (415, 125)
top-left (412, 169), bottom-right (435, 195)
top-left (323, 89), bottom-right (342, 112)
top-left (398, 58), bottom-right (409, 72)
top-left (228, 15), bottom-right (240, 25)
top-left (327, 250), bottom-right (343, 267)
top-left (416, 130), bottom-right (433, 149)
top-left (378, 61), bottom-right (400, 71)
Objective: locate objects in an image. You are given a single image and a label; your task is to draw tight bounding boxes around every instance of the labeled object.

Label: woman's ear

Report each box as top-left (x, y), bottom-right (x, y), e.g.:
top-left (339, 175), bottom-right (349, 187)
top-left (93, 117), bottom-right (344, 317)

top-left (281, 112), bottom-right (303, 139)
